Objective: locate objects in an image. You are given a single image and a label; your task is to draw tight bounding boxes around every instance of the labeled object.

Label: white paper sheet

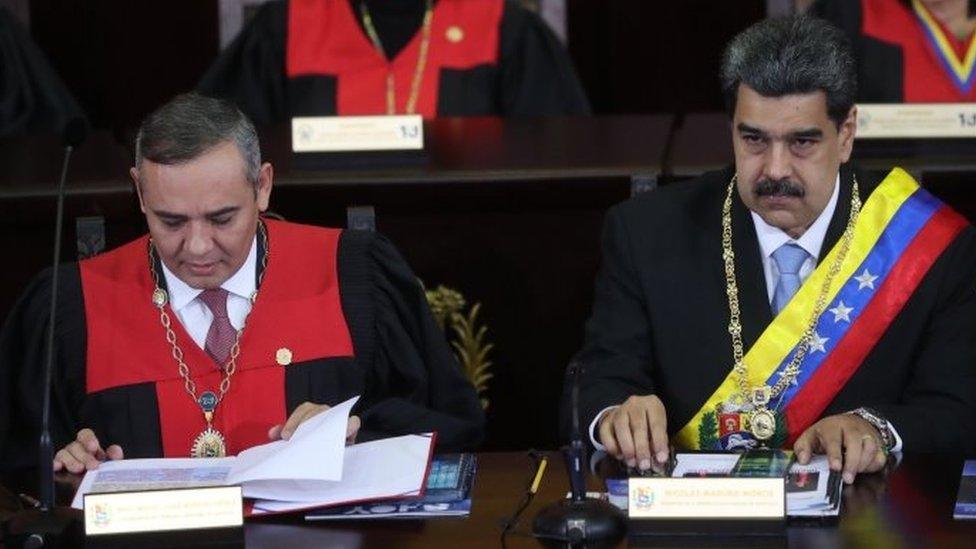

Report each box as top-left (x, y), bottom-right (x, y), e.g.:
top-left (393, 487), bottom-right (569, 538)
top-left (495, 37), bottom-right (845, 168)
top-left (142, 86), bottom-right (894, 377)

top-left (786, 455), bottom-right (830, 502)
top-left (670, 453), bottom-right (741, 477)
top-left (786, 455), bottom-right (840, 516)
top-left (71, 396), bottom-right (359, 509)
top-left (71, 457), bottom-right (234, 508)
top-left (227, 396), bottom-right (357, 485)
top-left (251, 433), bottom-right (434, 513)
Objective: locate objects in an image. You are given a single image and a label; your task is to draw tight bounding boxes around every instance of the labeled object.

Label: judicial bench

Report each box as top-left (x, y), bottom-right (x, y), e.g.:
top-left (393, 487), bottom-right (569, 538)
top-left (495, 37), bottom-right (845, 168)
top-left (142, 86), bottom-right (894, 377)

top-left (2, 115), bottom-right (976, 454)
top-left (2, 452), bottom-right (975, 547)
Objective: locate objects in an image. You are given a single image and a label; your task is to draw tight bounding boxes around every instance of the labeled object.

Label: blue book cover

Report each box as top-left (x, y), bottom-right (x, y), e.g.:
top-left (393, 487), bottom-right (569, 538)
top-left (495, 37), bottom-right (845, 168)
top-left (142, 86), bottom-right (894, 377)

top-left (953, 460), bottom-right (976, 519)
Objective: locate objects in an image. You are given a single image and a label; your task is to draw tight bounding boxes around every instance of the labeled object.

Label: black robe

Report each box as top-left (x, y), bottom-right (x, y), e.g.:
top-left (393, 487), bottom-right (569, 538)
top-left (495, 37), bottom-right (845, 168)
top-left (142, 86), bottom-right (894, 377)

top-left (197, 0), bottom-right (590, 124)
top-left (0, 220), bottom-right (485, 471)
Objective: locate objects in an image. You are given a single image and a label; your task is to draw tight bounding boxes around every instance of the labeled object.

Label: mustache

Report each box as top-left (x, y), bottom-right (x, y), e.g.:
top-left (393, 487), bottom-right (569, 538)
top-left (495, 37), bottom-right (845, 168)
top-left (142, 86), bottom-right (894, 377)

top-left (754, 178), bottom-right (805, 198)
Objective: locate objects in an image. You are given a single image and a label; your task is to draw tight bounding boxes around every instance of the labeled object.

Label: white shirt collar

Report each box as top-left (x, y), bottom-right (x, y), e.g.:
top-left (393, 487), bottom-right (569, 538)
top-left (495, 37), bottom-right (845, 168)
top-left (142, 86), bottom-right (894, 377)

top-left (750, 174), bottom-right (841, 263)
top-left (160, 236), bottom-right (258, 312)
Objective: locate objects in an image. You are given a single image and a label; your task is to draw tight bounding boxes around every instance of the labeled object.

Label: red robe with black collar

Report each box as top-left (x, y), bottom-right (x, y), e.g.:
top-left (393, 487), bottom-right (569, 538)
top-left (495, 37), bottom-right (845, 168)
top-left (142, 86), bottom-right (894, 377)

top-left (0, 220), bottom-right (484, 467)
top-left (197, 0), bottom-right (590, 123)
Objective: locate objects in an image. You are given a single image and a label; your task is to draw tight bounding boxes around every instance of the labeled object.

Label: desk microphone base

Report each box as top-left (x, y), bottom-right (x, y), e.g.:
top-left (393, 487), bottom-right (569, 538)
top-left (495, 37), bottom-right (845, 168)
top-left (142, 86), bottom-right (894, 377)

top-left (2, 507), bottom-right (82, 549)
top-left (532, 497), bottom-right (625, 545)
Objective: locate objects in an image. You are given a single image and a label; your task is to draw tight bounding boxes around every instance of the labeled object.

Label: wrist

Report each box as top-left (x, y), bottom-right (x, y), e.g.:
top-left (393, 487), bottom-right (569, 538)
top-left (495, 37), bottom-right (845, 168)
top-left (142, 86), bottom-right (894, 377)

top-left (847, 407), bottom-right (894, 454)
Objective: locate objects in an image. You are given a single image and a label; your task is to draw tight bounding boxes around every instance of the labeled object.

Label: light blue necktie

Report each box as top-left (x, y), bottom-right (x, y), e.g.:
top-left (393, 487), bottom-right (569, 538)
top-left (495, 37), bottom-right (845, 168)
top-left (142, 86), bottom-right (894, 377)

top-left (771, 243), bottom-right (810, 314)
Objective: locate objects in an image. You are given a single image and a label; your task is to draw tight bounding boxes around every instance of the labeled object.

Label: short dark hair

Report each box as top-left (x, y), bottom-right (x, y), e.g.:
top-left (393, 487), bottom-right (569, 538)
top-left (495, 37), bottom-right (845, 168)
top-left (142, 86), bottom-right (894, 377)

top-left (134, 93), bottom-right (260, 185)
top-left (720, 15), bottom-right (857, 127)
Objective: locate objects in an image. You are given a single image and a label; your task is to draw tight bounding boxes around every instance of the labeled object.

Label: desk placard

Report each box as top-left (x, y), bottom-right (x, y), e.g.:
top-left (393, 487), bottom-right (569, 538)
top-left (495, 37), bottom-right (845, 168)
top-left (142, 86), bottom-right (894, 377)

top-left (856, 103), bottom-right (976, 139)
top-left (628, 477), bottom-right (785, 520)
top-left (291, 115), bottom-right (424, 152)
top-left (84, 485), bottom-right (243, 536)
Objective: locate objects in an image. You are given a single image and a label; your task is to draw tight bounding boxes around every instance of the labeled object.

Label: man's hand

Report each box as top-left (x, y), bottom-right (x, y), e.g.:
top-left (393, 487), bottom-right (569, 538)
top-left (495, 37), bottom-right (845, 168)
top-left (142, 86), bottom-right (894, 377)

top-left (53, 429), bottom-right (124, 474)
top-left (268, 402), bottom-right (361, 444)
top-left (793, 414), bottom-right (887, 484)
top-left (597, 395), bottom-right (669, 471)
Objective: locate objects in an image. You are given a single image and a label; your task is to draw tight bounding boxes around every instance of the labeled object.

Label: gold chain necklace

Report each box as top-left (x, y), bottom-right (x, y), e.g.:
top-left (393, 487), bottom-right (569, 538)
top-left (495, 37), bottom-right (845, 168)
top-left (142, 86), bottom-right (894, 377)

top-left (722, 175), bottom-right (861, 442)
top-left (359, 0), bottom-right (434, 115)
top-left (148, 221), bottom-right (270, 457)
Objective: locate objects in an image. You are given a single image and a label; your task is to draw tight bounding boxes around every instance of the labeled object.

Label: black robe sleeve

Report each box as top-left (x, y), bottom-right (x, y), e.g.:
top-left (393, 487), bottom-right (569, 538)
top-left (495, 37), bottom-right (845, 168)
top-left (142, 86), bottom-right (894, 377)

top-left (873, 227), bottom-right (976, 453)
top-left (560, 205), bottom-right (656, 444)
top-left (496, 1), bottom-right (591, 116)
top-left (0, 7), bottom-right (87, 137)
top-left (0, 266), bottom-right (88, 472)
top-left (337, 230), bottom-right (486, 451)
top-left (196, 0), bottom-right (289, 127)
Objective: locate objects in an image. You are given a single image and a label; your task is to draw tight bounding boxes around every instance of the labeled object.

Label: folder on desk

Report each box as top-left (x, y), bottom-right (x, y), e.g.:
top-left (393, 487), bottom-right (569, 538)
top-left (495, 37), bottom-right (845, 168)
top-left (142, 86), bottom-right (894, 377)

top-left (70, 396), bottom-right (437, 516)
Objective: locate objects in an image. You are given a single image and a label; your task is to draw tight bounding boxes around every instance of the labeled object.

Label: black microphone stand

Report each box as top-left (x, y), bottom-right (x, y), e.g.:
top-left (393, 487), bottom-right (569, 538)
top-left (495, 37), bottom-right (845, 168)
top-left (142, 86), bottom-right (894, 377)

top-left (3, 120), bottom-right (87, 548)
top-left (532, 362), bottom-right (625, 546)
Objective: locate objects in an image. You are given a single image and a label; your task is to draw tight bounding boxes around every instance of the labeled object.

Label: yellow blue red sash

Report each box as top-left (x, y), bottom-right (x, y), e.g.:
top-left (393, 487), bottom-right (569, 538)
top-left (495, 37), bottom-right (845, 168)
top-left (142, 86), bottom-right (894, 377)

top-left (676, 168), bottom-right (968, 450)
top-left (912, 0), bottom-right (976, 94)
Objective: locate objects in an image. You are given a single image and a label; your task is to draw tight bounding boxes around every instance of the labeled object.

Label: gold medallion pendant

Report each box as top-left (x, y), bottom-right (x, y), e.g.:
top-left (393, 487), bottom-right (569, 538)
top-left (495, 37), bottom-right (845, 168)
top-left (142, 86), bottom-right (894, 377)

top-left (191, 426), bottom-right (227, 458)
top-left (749, 409), bottom-right (776, 441)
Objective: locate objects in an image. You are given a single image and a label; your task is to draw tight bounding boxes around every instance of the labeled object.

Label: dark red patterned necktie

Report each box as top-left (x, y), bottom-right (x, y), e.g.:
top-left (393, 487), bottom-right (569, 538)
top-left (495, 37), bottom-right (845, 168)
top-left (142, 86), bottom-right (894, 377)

top-left (198, 288), bottom-right (235, 366)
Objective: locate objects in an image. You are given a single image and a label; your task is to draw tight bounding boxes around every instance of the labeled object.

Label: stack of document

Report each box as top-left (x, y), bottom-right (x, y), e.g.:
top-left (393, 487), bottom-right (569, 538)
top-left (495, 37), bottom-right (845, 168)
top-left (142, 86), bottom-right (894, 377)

top-left (306, 453), bottom-right (477, 521)
top-left (786, 455), bottom-right (842, 517)
top-left (953, 460), bottom-right (976, 519)
top-left (70, 397), bottom-right (436, 515)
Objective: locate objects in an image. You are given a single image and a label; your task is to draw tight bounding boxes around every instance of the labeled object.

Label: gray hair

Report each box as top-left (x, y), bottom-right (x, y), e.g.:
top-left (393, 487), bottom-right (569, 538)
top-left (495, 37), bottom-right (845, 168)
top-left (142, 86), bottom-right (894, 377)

top-left (721, 15), bottom-right (856, 127)
top-left (134, 93), bottom-right (261, 186)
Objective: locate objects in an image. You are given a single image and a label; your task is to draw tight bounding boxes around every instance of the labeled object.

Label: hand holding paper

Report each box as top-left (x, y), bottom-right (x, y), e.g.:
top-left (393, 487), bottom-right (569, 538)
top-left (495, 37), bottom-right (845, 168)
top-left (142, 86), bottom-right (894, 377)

top-left (267, 401), bottom-right (361, 444)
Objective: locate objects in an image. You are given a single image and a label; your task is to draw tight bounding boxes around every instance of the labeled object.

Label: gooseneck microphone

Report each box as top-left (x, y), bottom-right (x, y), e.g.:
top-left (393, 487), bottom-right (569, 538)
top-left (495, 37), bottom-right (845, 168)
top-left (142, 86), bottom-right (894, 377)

top-left (3, 118), bottom-right (88, 548)
top-left (38, 117), bottom-right (87, 513)
top-left (532, 362), bottom-right (625, 544)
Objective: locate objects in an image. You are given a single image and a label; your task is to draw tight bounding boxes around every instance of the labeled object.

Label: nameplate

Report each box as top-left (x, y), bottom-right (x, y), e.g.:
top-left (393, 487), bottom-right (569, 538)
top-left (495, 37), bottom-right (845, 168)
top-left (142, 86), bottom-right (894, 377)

top-left (628, 477), bottom-right (785, 520)
top-left (856, 103), bottom-right (976, 139)
top-left (291, 115), bottom-right (424, 152)
top-left (84, 486), bottom-right (243, 536)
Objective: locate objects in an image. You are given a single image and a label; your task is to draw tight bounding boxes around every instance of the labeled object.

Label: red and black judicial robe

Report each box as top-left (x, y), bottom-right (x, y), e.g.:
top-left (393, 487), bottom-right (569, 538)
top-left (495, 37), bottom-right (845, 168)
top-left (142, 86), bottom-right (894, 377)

top-left (0, 220), bottom-right (484, 468)
top-left (197, 0), bottom-right (590, 124)
top-left (812, 0), bottom-right (976, 102)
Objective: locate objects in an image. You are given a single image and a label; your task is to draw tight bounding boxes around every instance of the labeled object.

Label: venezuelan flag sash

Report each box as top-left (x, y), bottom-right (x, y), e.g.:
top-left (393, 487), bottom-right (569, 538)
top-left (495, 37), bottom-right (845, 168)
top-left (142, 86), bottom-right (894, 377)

top-left (912, 0), bottom-right (976, 94)
top-left (675, 168), bottom-right (968, 451)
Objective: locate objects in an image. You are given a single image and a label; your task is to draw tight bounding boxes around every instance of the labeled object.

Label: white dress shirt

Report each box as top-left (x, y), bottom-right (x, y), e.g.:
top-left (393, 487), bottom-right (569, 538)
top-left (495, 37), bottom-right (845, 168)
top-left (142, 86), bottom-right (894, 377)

top-left (590, 175), bottom-right (902, 452)
top-left (159, 237), bottom-right (257, 350)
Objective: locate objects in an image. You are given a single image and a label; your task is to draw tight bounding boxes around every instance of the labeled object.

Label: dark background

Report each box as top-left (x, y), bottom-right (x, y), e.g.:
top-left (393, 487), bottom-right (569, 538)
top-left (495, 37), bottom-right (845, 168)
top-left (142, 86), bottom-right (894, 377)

top-left (27, 0), bottom-right (766, 129)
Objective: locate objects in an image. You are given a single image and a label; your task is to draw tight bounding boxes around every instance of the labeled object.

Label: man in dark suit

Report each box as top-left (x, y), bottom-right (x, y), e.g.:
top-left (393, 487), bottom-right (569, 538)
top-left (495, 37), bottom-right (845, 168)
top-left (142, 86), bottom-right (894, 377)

top-left (569, 15), bottom-right (976, 484)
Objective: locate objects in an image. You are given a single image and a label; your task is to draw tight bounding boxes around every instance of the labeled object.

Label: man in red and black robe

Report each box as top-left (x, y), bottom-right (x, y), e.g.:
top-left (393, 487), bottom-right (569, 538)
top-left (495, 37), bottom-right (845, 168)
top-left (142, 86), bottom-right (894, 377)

top-left (197, 0), bottom-right (591, 124)
top-left (811, 0), bottom-right (976, 102)
top-left (0, 93), bottom-right (485, 472)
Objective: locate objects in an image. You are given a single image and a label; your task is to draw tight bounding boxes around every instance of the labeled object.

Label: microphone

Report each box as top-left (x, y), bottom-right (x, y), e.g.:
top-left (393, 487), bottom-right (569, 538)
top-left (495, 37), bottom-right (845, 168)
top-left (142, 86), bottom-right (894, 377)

top-left (2, 118), bottom-right (88, 548)
top-left (532, 362), bottom-right (625, 544)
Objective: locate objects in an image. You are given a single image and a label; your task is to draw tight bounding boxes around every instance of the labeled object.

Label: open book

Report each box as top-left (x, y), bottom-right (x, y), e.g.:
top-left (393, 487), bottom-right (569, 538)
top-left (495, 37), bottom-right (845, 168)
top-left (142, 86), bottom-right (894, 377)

top-left (70, 396), bottom-right (436, 515)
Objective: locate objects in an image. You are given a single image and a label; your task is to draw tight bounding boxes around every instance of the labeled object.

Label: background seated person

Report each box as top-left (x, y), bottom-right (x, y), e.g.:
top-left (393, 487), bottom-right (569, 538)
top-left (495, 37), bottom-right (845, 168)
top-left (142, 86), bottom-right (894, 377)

top-left (811, 0), bottom-right (976, 102)
top-left (198, 0), bottom-right (591, 123)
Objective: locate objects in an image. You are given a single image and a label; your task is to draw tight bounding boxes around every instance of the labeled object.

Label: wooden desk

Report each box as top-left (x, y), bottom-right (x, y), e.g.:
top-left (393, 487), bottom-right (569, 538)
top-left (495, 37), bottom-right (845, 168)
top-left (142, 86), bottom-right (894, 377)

top-left (3, 452), bottom-right (975, 547)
